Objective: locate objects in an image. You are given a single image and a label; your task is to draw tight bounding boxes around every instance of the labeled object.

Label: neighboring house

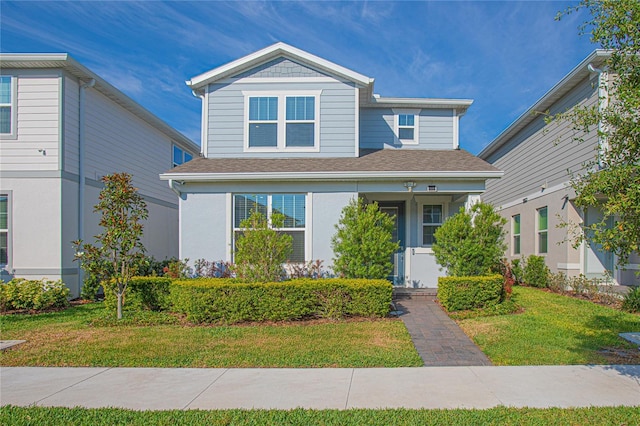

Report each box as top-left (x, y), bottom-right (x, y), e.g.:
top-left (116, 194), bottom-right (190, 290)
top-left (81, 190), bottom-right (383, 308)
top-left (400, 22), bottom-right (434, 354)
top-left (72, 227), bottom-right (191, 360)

top-left (479, 50), bottom-right (639, 286)
top-left (160, 42), bottom-right (501, 287)
top-left (0, 54), bottom-right (199, 297)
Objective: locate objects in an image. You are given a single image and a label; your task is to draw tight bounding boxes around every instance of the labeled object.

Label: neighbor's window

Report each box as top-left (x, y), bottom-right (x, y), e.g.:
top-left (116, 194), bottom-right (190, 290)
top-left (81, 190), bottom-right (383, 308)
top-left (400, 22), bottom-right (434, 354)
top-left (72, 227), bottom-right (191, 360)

top-left (512, 214), bottom-right (521, 255)
top-left (233, 193), bottom-right (306, 262)
top-left (537, 207), bottom-right (548, 254)
top-left (0, 194), bottom-right (9, 265)
top-left (248, 96), bottom-right (278, 148)
top-left (172, 145), bottom-right (193, 168)
top-left (398, 114), bottom-right (415, 141)
top-left (285, 96), bottom-right (315, 147)
top-left (0, 76), bottom-right (14, 135)
top-left (422, 204), bottom-right (442, 246)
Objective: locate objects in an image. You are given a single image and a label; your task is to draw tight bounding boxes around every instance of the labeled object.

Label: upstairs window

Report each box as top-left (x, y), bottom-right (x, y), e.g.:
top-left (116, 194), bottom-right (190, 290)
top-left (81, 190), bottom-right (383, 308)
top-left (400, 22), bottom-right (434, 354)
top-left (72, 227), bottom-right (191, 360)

top-left (0, 76), bottom-right (15, 135)
top-left (244, 91), bottom-right (320, 151)
top-left (285, 96), bottom-right (315, 147)
top-left (172, 145), bottom-right (193, 168)
top-left (248, 96), bottom-right (278, 148)
top-left (398, 114), bottom-right (415, 141)
top-left (537, 207), bottom-right (548, 254)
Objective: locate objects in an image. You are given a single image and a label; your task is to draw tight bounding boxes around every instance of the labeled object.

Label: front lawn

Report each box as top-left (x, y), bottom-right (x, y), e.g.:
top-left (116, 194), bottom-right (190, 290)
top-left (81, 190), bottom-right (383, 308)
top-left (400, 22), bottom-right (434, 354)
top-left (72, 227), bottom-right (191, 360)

top-left (0, 303), bottom-right (422, 368)
top-left (456, 286), bottom-right (640, 365)
top-left (2, 406), bottom-right (639, 425)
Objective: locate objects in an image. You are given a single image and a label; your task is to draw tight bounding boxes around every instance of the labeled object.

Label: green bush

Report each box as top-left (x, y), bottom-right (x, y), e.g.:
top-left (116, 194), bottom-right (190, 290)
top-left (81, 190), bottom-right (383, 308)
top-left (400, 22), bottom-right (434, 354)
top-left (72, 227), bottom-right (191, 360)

top-left (523, 255), bottom-right (550, 288)
top-left (432, 203), bottom-right (507, 277)
top-left (0, 278), bottom-right (70, 312)
top-left (622, 286), bottom-right (640, 313)
top-left (104, 276), bottom-right (172, 314)
top-left (437, 275), bottom-right (504, 312)
top-left (169, 278), bottom-right (391, 324)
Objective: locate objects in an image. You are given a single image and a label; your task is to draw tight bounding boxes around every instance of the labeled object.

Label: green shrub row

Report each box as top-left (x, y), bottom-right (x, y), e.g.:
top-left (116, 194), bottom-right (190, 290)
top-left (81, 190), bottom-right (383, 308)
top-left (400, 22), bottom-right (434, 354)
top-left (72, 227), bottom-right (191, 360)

top-left (103, 277), bottom-right (172, 313)
top-left (170, 278), bottom-right (392, 324)
top-left (0, 278), bottom-right (70, 312)
top-left (437, 275), bottom-right (504, 312)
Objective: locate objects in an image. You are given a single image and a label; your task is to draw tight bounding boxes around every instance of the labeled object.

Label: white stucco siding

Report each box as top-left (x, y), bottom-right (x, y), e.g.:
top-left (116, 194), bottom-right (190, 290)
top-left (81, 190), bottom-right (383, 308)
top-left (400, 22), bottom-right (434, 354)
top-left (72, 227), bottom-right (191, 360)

top-left (179, 192), bottom-right (229, 262)
top-left (0, 72), bottom-right (61, 171)
top-left (82, 88), bottom-right (180, 205)
top-left (62, 74), bottom-right (80, 174)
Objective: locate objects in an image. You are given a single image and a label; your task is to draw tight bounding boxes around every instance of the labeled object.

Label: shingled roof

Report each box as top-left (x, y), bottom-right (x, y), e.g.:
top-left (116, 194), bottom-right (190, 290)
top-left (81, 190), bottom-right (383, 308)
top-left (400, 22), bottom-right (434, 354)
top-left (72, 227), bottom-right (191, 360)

top-left (161, 149), bottom-right (501, 182)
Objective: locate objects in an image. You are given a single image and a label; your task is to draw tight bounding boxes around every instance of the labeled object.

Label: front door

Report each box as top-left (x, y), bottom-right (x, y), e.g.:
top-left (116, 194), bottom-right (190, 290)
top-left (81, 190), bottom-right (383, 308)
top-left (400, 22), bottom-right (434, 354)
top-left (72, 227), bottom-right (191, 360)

top-left (378, 202), bottom-right (405, 286)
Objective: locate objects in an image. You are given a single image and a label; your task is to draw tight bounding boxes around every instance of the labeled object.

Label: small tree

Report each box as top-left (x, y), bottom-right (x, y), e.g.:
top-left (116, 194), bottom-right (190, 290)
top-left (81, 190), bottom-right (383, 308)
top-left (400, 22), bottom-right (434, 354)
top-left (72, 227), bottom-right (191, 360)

top-left (234, 210), bottom-right (292, 282)
top-left (432, 202), bottom-right (507, 276)
top-left (331, 198), bottom-right (399, 279)
top-left (74, 173), bottom-right (148, 319)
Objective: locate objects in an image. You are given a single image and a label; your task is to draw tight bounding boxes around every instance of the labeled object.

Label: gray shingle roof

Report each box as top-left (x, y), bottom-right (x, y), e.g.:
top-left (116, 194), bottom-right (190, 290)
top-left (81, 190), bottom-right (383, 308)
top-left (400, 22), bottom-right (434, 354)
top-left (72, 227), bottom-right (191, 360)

top-left (163, 149), bottom-right (500, 178)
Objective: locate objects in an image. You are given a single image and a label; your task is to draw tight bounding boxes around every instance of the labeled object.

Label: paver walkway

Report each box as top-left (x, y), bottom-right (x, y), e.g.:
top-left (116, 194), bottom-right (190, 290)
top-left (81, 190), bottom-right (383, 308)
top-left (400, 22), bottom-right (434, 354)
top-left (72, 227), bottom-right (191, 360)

top-left (394, 291), bottom-right (492, 366)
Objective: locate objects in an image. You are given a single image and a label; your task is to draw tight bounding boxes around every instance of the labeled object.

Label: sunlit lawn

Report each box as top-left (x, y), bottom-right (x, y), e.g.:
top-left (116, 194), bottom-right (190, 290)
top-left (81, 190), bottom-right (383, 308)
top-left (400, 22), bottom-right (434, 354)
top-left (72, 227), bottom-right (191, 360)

top-left (456, 286), bottom-right (640, 365)
top-left (0, 303), bottom-right (422, 368)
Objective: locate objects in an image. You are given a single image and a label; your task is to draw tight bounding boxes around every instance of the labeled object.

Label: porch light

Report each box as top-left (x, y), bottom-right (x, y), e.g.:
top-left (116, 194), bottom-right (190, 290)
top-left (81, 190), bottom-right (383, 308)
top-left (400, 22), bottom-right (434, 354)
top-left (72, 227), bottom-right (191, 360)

top-left (403, 181), bottom-right (417, 192)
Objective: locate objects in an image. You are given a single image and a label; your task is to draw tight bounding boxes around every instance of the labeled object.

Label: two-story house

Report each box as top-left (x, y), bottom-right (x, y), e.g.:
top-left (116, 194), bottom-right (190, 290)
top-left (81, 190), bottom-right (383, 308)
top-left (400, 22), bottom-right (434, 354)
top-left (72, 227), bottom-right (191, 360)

top-left (161, 43), bottom-right (501, 287)
top-left (0, 54), bottom-right (199, 297)
top-left (479, 50), bottom-right (639, 286)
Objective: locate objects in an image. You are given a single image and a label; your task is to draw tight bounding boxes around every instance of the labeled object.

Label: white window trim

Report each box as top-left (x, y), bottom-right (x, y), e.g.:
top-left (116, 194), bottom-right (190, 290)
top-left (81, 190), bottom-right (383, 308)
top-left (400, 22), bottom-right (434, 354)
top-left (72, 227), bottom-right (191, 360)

top-left (232, 193), bottom-right (309, 263)
top-left (242, 90), bottom-right (322, 153)
top-left (0, 75), bottom-right (18, 140)
top-left (172, 144), bottom-right (193, 168)
top-left (393, 108), bottom-right (420, 145)
top-left (418, 199), bottom-right (448, 250)
top-left (512, 214), bottom-right (521, 256)
top-left (536, 206), bottom-right (548, 255)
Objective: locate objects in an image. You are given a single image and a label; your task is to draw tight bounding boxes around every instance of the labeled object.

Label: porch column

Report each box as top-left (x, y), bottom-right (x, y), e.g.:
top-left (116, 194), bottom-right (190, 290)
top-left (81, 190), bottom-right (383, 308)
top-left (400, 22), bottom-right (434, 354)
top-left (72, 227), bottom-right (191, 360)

top-left (465, 194), bottom-right (482, 211)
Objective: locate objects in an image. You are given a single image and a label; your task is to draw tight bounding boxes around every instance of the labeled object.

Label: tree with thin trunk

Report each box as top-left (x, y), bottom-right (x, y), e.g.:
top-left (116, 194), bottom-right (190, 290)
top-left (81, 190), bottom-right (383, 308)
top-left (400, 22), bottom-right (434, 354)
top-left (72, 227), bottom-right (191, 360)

top-left (74, 173), bottom-right (148, 319)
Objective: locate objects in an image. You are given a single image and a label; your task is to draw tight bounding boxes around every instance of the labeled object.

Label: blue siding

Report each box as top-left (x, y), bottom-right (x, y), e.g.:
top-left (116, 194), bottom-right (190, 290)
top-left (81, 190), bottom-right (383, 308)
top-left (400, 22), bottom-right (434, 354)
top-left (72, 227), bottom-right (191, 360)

top-left (207, 80), bottom-right (357, 158)
top-left (233, 58), bottom-right (329, 79)
top-left (359, 108), bottom-right (454, 150)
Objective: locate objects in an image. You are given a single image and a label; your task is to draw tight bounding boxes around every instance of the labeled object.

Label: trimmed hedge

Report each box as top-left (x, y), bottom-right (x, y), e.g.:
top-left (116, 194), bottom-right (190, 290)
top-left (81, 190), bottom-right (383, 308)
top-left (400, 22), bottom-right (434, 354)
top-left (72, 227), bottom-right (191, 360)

top-left (437, 275), bottom-right (504, 312)
top-left (104, 277), bottom-right (172, 313)
top-left (0, 278), bottom-right (70, 312)
top-left (170, 278), bottom-right (392, 324)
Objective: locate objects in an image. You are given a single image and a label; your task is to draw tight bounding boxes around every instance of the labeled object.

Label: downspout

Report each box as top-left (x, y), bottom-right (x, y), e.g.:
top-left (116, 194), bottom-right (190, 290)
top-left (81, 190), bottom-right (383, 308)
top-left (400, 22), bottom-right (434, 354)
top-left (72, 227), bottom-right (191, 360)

top-left (78, 78), bottom-right (95, 289)
top-left (168, 179), bottom-right (183, 197)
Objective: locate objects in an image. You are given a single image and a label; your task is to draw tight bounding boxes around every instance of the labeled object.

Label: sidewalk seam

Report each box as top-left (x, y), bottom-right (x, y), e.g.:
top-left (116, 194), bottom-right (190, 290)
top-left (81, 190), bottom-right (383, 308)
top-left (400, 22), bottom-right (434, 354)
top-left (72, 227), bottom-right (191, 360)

top-left (35, 367), bottom-right (112, 406)
top-left (343, 369), bottom-right (355, 409)
top-left (182, 368), bottom-right (229, 409)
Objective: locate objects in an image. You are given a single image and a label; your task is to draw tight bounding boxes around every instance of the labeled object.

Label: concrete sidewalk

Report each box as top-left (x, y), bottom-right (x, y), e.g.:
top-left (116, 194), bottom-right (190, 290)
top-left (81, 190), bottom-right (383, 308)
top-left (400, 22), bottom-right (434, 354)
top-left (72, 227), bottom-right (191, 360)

top-left (2, 366), bottom-right (639, 410)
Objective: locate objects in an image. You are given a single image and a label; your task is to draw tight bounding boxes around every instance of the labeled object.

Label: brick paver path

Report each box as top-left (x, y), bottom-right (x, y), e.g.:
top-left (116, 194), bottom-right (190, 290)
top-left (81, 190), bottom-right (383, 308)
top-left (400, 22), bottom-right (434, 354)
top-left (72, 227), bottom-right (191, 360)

top-left (395, 295), bottom-right (492, 366)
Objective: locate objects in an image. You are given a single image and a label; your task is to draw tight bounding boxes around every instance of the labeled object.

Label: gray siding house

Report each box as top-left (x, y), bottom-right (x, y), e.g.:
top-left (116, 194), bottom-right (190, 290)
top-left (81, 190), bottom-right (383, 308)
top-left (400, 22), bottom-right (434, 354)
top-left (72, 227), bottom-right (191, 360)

top-left (0, 54), bottom-right (199, 297)
top-left (479, 50), bottom-right (639, 286)
top-left (161, 43), bottom-right (501, 287)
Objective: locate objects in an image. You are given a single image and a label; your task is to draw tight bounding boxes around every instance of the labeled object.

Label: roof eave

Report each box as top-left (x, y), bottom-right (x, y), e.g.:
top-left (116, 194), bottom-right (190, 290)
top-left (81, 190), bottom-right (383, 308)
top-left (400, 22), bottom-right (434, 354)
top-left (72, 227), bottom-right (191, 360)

top-left (187, 42), bottom-right (372, 89)
top-left (160, 170), bottom-right (504, 182)
top-left (478, 49), bottom-right (611, 160)
top-left (365, 97), bottom-right (474, 111)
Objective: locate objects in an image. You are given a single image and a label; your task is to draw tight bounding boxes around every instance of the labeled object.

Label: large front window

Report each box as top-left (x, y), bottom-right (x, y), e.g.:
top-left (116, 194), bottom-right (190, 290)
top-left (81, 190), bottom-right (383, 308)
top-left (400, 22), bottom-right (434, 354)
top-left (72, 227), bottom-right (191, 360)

top-left (233, 194), bottom-right (306, 262)
top-left (0, 76), bottom-right (15, 135)
top-left (422, 205), bottom-right (442, 246)
top-left (244, 91), bottom-right (320, 151)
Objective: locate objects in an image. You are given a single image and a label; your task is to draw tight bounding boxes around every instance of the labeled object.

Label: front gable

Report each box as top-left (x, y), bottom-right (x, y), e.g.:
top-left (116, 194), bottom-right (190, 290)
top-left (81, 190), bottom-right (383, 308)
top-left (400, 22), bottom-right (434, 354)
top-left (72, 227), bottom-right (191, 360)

top-left (231, 57), bottom-right (333, 80)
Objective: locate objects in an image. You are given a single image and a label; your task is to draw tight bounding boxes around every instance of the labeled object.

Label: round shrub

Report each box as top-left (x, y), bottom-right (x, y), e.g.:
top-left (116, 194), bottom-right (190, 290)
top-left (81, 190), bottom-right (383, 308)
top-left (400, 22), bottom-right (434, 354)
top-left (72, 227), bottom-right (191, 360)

top-left (0, 278), bottom-right (70, 312)
top-left (523, 255), bottom-right (550, 288)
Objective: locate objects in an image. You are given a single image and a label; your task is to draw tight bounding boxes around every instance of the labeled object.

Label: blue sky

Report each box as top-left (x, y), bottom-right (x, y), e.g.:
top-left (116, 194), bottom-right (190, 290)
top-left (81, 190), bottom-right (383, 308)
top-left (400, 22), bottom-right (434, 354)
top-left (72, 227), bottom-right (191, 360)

top-left (1, 1), bottom-right (597, 154)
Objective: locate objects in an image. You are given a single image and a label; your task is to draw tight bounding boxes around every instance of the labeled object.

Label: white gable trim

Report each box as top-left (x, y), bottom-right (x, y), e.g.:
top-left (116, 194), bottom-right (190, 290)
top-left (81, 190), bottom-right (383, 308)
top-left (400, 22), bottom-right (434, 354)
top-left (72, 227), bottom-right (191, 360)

top-left (187, 42), bottom-right (372, 90)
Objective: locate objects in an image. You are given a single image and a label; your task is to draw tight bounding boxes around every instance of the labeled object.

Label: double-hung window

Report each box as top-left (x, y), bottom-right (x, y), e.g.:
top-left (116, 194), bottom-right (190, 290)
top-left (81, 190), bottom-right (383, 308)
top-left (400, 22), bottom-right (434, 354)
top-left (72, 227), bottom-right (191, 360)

top-left (248, 97), bottom-right (278, 147)
top-left (537, 207), bottom-right (548, 254)
top-left (172, 144), bottom-right (193, 167)
top-left (0, 194), bottom-right (9, 266)
top-left (422, 205), bottom-right (442, 246)
top-left (394, 109), bottom-right (419, 144)
top-left (244, 91), bottom-right (320, 151)
top-left (512, 214), bottom-right (521, 255)
top-left (233, 194), bottom-right (306, 262)
top-left (0, 76), bottom-right (15, 136)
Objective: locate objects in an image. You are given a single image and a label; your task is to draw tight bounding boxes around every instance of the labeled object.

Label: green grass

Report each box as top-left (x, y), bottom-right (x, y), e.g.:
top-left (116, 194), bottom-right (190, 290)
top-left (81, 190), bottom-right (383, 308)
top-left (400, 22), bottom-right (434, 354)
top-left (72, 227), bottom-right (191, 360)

top-left (0, 303), bottom-right (422, 368)
top-left (456, 286), bottom-right (640, 365)
top-left (2, 406), bottom-right (639, 425)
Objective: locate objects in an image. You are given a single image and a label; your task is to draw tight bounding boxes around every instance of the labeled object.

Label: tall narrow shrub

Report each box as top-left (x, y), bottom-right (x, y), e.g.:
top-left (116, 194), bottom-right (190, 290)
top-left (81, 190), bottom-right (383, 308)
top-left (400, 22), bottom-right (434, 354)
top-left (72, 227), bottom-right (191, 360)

top-left (331, 198), bottom-right (399, 279)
